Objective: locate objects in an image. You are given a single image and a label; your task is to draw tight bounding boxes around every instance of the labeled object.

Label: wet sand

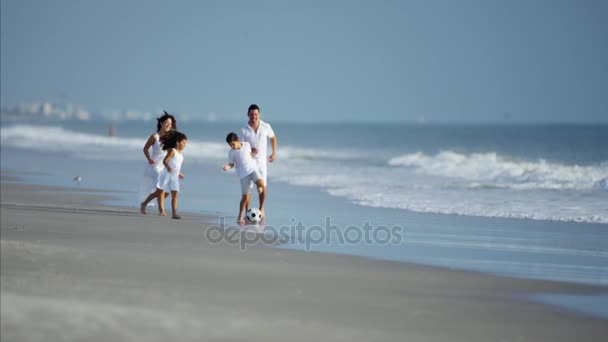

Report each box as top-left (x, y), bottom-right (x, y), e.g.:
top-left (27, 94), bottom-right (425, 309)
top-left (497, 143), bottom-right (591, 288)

top-left (1, 176), bottom-right (607, 341)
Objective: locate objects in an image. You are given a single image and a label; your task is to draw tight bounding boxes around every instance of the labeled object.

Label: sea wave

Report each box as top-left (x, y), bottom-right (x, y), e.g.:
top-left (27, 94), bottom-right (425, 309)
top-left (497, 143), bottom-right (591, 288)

top-left (0, 125), bottom-right (227, 161)
top-left (388, 151), bottom-right (608, 191)
top-left (0, 125), bottom-right (364, 162)
top-left (3, 124), bottom-right (607, 223)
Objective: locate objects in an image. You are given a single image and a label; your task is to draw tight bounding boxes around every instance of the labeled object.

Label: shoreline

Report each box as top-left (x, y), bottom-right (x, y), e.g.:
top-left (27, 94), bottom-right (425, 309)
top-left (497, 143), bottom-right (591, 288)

top-left (3, 167), bottom-right (608, 286)
top-left (1, 171), bottom-right (608, 340)
top-left (2, 164), bottom-right (608, 288)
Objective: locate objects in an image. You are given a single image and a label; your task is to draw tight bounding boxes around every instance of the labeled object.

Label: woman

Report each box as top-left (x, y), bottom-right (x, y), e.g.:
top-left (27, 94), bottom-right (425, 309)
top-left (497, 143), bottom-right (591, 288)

top-left (139, 111), bottom-right (177, 214)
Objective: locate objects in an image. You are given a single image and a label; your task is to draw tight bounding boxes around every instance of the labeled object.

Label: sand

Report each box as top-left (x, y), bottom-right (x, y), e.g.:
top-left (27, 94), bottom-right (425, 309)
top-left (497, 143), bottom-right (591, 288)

top-left (1, 174), bottom-right (607, 341)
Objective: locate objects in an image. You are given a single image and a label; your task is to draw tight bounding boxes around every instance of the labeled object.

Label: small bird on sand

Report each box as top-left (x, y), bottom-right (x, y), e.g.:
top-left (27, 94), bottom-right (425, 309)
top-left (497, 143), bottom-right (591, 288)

top-left (73, 176), bottom-right (82, 185)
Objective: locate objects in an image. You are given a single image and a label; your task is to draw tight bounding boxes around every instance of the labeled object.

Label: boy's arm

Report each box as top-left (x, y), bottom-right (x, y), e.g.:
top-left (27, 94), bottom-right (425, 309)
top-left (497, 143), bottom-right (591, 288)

top-left (163, 149), bottom-right (176, 172)
top-left (223, 151), bottom-right (235, 171)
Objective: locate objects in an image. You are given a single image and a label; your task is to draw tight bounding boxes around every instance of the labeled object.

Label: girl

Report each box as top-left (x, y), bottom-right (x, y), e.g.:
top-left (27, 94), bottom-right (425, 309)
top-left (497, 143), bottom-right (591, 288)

top-left (142, 130), bottom-right (187, 219)
top-left (140, 111), bottom-right (177, 214)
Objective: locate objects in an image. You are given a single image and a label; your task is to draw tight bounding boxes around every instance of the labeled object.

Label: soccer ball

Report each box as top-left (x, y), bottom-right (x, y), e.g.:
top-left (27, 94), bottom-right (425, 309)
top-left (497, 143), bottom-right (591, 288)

top-left (246, 208), bottom-right (263, 223)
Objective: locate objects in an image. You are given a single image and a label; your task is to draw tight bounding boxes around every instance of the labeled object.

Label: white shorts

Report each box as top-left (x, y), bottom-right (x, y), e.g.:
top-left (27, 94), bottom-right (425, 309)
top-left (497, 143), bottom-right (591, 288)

top-left (248, 168), bottom-right (267, 192)
top-left (240, 170), bottom-right (261, 195)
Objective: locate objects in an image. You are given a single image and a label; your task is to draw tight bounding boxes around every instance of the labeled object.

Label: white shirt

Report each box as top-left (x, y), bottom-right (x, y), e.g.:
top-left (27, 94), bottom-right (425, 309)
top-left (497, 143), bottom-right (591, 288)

top-left (228, 142), bottom-right (258, 179)
top-left (241, 120), bottom-right (275, 171)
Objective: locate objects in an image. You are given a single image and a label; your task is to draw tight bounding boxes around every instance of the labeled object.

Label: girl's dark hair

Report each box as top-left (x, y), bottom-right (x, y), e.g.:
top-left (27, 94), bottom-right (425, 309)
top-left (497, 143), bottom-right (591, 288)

top-left (157, 110), bottom-right (177, 132)
top-left (162, 130), bottom-right (187, 151)
top-left (226, 132), bottom-right (239, 143)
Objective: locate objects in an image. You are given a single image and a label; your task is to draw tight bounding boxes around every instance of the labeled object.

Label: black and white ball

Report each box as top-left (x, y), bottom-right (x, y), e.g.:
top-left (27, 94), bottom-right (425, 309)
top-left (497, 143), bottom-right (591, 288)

top-left (246, 208), bottom-right (263, 223)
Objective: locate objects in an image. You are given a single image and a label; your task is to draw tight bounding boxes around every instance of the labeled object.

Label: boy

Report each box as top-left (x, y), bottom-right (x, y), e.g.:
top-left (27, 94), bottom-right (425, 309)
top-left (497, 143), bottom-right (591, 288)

top-left (222, 132), bottom-right (266, 224)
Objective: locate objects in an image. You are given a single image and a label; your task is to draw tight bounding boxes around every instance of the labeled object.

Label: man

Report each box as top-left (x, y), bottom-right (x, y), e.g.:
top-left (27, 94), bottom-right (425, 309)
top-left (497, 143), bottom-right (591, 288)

top-left (240, 104), bottom-right (277, 217)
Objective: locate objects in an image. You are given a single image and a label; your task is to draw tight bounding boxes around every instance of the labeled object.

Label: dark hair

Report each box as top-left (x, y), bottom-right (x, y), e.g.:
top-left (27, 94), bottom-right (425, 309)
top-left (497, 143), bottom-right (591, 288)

top-left (157, 110), bottom-right (177, 132)
top-left (247, 104), bottom-right (260, 113)
top-left (226, 132), bottom-right (239, 143)
top-left (162, 130), bottom-right (187, 151)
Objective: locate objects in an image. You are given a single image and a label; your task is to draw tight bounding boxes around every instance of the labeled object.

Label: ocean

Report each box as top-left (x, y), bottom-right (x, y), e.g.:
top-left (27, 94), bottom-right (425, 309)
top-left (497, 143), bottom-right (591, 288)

top-left (1, 120), bottom-right (607, 288)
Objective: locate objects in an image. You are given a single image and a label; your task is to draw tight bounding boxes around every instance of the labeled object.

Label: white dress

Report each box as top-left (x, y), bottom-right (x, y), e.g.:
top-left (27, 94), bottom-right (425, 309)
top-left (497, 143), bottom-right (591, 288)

top-left (139, 133), bottom-right (166, 202)
top-left (158, 148), bottom-right (184, 192)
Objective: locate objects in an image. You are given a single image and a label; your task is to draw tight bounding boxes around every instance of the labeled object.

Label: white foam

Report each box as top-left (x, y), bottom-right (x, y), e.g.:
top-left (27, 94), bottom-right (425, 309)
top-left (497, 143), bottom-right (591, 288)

top-left (1, 125), bottom-right (142, 159)
top-left (0, 125), bottom-right (230, 161)
top-left (272, 155), bottom-right (608, 223)
top-left (279, 146), bottom-right (366, 161)
top-left (0, 125), bottom-right (366, 163)
top-left (3, 125), bottom-right (607, 223)
top-left (388, 150), bottom-right (608, 191)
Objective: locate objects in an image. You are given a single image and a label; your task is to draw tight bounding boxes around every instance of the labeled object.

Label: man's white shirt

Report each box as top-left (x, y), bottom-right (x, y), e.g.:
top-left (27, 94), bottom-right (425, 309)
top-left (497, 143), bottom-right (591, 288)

top-left (240, 120), bottom-right (275, 172)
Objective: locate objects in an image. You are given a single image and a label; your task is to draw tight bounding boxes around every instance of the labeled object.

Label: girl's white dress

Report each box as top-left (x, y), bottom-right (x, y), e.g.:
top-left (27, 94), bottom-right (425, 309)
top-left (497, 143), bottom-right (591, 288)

top-left (158, 148), bottom-right (184, 192)
top-left (139, 133), bottom-right (166, 202)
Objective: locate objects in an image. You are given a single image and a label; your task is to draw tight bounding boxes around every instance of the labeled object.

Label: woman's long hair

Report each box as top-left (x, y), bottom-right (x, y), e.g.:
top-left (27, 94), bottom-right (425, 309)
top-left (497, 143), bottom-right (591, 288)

top-left (156, 110), bottom-right (177, 132)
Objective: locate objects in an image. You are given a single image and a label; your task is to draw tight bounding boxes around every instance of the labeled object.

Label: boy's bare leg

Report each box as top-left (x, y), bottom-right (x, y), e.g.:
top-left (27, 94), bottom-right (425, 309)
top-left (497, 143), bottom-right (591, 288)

top-left (140, 191), bottom-right (158, 215)
top-left (256, 180), bottom-right (266, 218)
top-left (156, 188), bottom-right (166, 216)
top-left (245, 183), bottom-right (253, 211)
top-left (171, 191), bottom-right (181, 219)
top-left (238, 194), bottom-right (249, 224)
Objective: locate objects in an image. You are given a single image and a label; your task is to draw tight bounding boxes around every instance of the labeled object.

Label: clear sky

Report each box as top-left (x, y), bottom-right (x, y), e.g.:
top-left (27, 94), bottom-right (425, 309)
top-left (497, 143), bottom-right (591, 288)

top-left (1, 0), bottom-right (607, 123)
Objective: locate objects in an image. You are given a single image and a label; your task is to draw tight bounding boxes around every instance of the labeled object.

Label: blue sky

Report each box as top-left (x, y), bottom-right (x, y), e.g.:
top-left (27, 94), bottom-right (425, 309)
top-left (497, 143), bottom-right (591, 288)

top-left (1, 0), bottom-right (607, 123)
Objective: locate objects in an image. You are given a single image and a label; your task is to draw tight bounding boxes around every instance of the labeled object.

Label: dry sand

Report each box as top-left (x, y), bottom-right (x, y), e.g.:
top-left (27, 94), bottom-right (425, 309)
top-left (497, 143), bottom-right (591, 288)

top-left (1, 176), bottom-right (607, 341)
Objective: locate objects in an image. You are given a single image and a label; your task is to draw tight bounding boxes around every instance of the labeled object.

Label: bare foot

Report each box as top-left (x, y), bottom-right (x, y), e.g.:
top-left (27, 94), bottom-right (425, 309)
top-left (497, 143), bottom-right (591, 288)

top-left (172, 215), bottom-right (182, 220)
top-left (140, 203), bottom-right (146, 215)
top-left (159, 211), bottom-right (166, 216)
top-left (237, 218), bottom-right (245, 225)
top-left (259, 209), bottom-right (265, 219)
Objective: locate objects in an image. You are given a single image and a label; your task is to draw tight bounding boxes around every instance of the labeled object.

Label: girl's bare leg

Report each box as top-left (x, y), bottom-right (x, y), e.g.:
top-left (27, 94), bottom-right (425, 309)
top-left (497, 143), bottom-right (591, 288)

top-left (156, 188), bottom-right (166, 216)
top-left (171, 191), bottom-right (181, 219)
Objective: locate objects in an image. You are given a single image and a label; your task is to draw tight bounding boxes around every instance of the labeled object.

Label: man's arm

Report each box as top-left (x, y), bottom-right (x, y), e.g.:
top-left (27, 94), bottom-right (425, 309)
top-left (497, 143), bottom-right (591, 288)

top-left (269, 136), bottom-right (277, 162)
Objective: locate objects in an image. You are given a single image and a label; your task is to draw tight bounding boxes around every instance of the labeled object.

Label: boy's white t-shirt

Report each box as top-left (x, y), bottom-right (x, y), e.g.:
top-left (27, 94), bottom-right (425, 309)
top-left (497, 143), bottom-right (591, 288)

top-left (228, 142), bottom-right (258, 179)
